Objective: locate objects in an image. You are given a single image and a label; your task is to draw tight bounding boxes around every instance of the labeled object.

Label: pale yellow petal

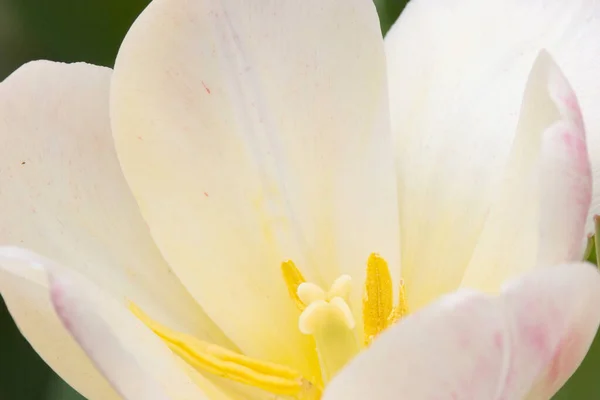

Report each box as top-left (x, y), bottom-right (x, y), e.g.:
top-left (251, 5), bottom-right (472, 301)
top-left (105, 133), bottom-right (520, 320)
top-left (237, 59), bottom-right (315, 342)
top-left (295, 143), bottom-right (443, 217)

top-left (111, 0), bottom-right (399, 374)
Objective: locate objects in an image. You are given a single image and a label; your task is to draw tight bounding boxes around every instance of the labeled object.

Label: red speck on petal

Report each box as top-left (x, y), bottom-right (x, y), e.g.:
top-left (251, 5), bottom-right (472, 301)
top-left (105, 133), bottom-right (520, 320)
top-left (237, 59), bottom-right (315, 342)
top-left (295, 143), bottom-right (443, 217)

top-left (202, 81), bottom-right (211, 94)
top-left (204, 192), bottom-right (209, 197)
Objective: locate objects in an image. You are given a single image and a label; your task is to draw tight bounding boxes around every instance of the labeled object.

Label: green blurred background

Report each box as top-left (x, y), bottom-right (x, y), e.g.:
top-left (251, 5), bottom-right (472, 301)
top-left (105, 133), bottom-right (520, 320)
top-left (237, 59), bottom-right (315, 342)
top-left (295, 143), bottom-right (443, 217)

top-left (0, 0), bottom-right (597, 398)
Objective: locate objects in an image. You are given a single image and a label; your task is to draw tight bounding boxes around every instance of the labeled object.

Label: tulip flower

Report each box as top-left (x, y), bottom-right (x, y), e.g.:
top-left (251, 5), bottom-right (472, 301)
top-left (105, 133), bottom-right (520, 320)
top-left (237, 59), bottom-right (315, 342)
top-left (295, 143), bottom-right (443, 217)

top-left (0, 0), bottom-right (599, 399)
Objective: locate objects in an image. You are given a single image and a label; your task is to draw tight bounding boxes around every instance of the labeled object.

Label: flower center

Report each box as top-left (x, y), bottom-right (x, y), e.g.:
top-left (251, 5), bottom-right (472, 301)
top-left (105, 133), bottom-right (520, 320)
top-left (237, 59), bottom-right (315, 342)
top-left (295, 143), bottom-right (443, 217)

top-left (130, 253), bottom-right (408, 400)
top-left (281, 261), bottom-right (358, 382)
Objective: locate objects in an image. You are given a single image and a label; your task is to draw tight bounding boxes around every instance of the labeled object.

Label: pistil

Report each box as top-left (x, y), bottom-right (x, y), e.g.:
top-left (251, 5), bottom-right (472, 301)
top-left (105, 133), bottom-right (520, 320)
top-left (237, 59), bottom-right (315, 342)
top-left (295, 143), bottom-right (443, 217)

top-left (281, 263), bottom-right (359, 382)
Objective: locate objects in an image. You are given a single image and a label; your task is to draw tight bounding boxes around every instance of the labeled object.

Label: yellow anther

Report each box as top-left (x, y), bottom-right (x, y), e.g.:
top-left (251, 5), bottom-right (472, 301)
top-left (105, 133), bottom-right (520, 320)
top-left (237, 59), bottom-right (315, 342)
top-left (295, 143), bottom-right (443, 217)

top-left (388, 279), bottom-right (409, 325)
top-left (129, 302), bottom-right (321, 398)
top-left (282, 260), bottom-right (308, 311)
top-left (363, 253), bottom-right (393, 346)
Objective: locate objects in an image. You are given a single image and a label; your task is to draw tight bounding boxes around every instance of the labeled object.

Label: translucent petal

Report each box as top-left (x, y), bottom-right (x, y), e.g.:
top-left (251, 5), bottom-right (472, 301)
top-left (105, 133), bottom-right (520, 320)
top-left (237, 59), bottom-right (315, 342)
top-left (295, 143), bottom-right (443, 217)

top-left (461, 51), bottom-right (591, 290)
top-left (386, 0), bottom-right (600, 310)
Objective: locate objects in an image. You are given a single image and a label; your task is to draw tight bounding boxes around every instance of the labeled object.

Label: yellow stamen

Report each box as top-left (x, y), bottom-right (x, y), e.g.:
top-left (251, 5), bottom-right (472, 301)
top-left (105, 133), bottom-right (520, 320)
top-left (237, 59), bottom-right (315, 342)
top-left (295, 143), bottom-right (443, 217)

top-left (388, 279), bottom-right (409, 325)
top-left (362, 253), bottom-right (393, 346)
top-left (282, 264), bottom-right (359, 383)
top-left (129, 302), bottom-right (321, 399)
top-left (282, 260), bottom-right (308, 311)
top-left (132, 254), bottom-right (409, 399)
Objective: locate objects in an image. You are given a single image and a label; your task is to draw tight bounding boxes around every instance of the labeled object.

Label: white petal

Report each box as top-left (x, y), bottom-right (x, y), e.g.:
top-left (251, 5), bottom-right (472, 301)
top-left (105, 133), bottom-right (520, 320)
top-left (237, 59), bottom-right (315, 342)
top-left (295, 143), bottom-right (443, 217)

top-left (324, 290), bottom-right (510, 399)
top-left (0, 248), bottom-right (210, 400)
top-left (111, 0), bottom-right (400, 371)
top-left (0, 61), bottom-right (229, 397)
top-left (0, 253), bottom-right (118, 399)
top-left (386, 0), bottom-right (600, 310)
top-left (50, 268), bottom-right (172, 400)
top-left (460, 51), bottom-right (591, 291)
top-left (323, 263), bottom-right (600, 400)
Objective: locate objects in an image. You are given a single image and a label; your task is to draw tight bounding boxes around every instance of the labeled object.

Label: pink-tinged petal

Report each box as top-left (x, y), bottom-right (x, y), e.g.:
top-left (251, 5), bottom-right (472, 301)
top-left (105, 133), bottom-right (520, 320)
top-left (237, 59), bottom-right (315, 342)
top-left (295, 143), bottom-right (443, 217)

top-left (461, 51), bottom-right (590, 292)
top-left (386, 0), bottom-right (600, 310)
top-left (111, 0), bottom-right (399, 371)
top-left (0, 247), bottom-right (211, 400)
top-left (0, 60), bottom-right (231, 398)
top-left (323, 290), bottom-right (510, 399)
top-left (49, 271), bottom-right (171, 400)
top-left (323, 263), bottom-right (600, 400)
top-left (537, 67), bottom-right (591, 265)
top-left (0, 254), bottom-right (119, 399)
top-left (500, 263), bottom-right (600, 399)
